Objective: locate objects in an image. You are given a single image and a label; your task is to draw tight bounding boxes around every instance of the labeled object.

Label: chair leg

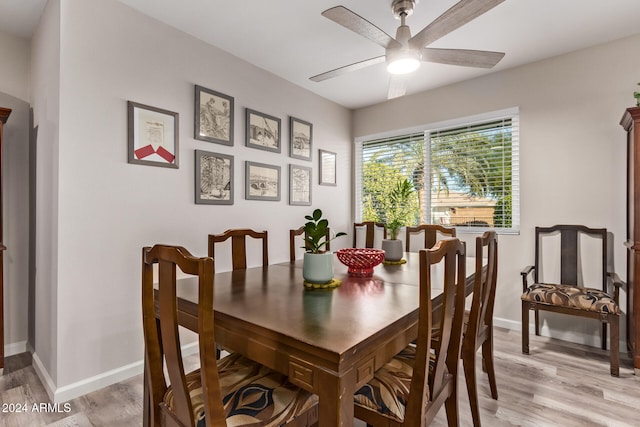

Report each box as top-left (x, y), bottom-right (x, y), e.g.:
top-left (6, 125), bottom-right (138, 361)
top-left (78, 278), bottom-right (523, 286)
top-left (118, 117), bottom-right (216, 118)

top-left (534, 308), bottom-right (540, 336)
top-left (610, 317), bottom-right (620, 377)
top-left (444, 378), bottom-right (460, 427)
top-left (521, 302), bottom-right (529, 354)
top-left (463, 351), bottom-right (481, 427)
top-left (481, 335), bottom-right (498, 400)
top-left (601, 322), bottom-right (608, 351)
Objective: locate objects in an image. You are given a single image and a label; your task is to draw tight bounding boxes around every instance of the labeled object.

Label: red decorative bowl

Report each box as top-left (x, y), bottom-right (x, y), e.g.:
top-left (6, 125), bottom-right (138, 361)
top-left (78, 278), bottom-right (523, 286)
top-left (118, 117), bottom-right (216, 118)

top-left (336, 248), bottom-right (385, 277)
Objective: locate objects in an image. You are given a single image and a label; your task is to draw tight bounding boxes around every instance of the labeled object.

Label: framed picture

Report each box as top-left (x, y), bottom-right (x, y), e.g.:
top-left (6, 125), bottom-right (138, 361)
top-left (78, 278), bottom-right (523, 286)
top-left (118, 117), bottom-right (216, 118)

top-left (289, 117), bottom-right (312, 161)
top-left (245, 108), bottom-right (281, 153)
top-left (194, 85), bottom-right (234, 146)
top-left (195, 150), bottom-right (233, 205)
top-left (245, 161), bottom-right (281, 201)
top-left (128, 101), bottom-right (179, 168)
top-left (319, 149), bottom-right (337, 186)
top-left (289, 164), bottom-right (312, 206)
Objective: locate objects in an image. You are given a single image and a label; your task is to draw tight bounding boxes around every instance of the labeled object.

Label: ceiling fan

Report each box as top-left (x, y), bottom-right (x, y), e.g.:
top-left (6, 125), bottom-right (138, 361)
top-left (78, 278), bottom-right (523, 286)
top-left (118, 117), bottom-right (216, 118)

top-left (310, 0), bottom-right (506, 99)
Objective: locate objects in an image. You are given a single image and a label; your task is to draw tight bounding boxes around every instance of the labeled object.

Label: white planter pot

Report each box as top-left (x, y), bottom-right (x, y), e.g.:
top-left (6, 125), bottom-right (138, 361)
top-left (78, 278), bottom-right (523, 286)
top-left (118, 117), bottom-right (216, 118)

top-left (302, 252), bottom-right (334, 284)
top-left (381, 239), bottom-right (403, 262)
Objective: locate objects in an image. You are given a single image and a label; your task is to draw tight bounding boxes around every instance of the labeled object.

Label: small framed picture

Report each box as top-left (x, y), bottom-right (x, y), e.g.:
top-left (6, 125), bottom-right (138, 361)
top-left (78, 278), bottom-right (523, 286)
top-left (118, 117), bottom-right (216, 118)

top-left (195, 150), bottom-right (233, 205)
top-left (194, 85), bottom-right (234, 146)
top-left (289, 164), bottom-right (312, 206)
top-left (289, 117), bottom-right (312, 161)
top-left (319, 149), bottom-right (337, 186)
top-left (128, 101), bottom-right (179, 168)
top-left (245, 161), bottom-right (281, 201)
top-left (245, 108), bottom-right (281, 153)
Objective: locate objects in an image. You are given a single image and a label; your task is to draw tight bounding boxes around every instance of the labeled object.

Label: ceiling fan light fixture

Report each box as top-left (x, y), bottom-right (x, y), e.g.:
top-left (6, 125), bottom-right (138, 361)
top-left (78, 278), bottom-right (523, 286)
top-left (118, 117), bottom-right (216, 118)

top-left (386, 50), bottom-right (421, 75)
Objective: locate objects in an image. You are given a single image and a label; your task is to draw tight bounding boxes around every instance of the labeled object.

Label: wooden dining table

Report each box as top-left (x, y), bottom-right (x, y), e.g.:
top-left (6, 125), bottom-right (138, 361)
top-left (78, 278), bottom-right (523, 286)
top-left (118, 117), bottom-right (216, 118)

top-left (153, 251), bottom-right (480, 427)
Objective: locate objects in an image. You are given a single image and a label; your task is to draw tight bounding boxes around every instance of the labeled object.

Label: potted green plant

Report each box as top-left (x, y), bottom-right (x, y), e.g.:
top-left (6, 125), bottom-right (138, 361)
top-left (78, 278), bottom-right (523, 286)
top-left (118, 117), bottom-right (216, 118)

top-left (302, 208), bottom-right (346, 284)
top-left (381, 178), bottom-right (415, 261)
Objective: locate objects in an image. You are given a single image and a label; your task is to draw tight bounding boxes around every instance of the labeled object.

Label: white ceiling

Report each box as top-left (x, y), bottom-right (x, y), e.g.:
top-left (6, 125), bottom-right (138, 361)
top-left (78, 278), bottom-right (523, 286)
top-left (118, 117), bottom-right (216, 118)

top-left (3, 0), bottom-right (640, 109)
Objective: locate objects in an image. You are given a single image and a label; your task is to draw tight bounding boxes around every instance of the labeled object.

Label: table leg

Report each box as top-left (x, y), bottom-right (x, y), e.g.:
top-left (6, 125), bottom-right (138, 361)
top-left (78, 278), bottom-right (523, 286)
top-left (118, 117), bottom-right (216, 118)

top-left (317, 368), bottom-right (357, 427)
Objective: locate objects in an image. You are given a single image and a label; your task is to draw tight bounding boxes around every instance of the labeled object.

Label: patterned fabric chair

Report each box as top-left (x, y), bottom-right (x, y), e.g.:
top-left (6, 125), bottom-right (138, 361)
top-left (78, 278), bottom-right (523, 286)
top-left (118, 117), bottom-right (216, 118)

top-left (142, 244), bottom-right (318, 427)
top-left (354, 238), bottom-right (467, 426)
top-left (520, 225), bottom-right (624, 376)
top-left (353, 221), bottom-right (387, 248)
top-left (405, 224), bottom-right (456, 252)
top-left (208, 228), bottom-right (268, 270)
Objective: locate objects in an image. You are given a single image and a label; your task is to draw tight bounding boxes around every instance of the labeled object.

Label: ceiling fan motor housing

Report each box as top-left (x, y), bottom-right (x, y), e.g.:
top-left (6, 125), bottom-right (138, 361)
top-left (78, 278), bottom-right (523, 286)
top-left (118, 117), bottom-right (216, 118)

top-left (392, 0), bottom-right (416, 19)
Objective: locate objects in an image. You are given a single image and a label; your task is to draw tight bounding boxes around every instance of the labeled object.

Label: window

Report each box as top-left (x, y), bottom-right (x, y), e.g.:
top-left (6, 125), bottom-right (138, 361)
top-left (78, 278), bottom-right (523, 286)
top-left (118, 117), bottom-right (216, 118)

top-left (355, 109), bottom-right (519, 233)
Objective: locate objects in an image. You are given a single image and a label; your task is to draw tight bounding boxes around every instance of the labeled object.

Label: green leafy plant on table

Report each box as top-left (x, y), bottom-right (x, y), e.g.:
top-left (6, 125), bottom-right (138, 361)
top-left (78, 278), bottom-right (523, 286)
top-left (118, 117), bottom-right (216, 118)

top-left (303, 208), bottom-right (346, 253)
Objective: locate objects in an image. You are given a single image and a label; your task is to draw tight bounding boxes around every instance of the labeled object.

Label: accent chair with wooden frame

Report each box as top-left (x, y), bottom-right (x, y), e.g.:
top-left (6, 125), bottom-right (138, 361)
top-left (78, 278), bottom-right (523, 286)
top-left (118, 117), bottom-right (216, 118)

top-left (141, 244), bottom-right (318, 426)
top-left (462, 231), bottom-right (498, 427)
top-left (520, 225), bottom-right (624, 376)
top-left (405, 224), bottom-right (456, 252)
top-left (208, 228), bottom-right (268, 271)
top-left (289, 225), bottom-right (330, 262)
top-left (353, 238), bottom-right (467, 426)
top-left (353, 221), bottom-right (386, 248)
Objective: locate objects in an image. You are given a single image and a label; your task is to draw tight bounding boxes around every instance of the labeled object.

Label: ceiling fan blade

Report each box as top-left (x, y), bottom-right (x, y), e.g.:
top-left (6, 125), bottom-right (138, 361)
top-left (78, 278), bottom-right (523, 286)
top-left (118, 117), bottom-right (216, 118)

top-left (388, 75), bottom-right (408, 99)
top-left (409, 0), bottom-right (505, 50)
top-left (423, 48), bottom-right (505, 68)
top-left (310, 56), bottom-right (386, 82)
top-left (322, 6), bottom-right (400, 49)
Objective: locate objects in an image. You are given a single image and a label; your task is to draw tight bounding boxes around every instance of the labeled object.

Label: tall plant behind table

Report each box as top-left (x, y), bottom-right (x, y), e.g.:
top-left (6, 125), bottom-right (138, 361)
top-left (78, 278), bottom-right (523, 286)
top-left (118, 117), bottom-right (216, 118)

top-left (302, 209), bottom-right (346, 285)
top-left (381, 179), bottom-right (416, 261)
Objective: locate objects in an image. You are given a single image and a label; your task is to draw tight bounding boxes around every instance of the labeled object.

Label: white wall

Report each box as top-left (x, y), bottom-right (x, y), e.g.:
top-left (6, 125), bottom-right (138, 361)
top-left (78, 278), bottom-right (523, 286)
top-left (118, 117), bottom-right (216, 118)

top-left (0, 31), bottom-right (30, 102)
top-left (28, 0), bottom-right (352, 399)
top-left (30, 0), bottom-right (61, 387)
top-left (354, 33), bottom-right (640, 347)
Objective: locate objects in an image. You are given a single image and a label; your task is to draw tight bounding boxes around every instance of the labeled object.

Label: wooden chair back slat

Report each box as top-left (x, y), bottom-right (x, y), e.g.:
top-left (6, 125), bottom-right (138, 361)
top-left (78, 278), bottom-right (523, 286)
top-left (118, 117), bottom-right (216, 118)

top-left (405, 224), bottom-right (456, 252)
top-left (208, 228), bottom-right (268, 270)
top-left (142, 244), bottom-right (225, 426)
top-left (353, 221), bottom-right (386, 248)
top-left (534, 224), bottom-right (607, 291)
top-left (406, 237), bottom-right (466, 424)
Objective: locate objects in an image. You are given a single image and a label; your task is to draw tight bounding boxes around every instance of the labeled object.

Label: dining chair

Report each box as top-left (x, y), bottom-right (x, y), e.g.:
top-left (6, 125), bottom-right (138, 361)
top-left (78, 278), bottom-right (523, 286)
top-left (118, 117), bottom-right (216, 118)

top-left (208, 228), bottom-right (268, 270)
top-left (405, 224), bottom-right (456, 252)
top-left (461, 231), bottom-right (498, 427)
top-left (142, 244), bottom-right (318, 427)
top-left (354, 238), bottom-right (467, 427)
top-left (521, 225), bottom-right (624, 376)
top-left (289, 225), bottom-right (330, 262)
top-left (353, 221), bottom-right (387, 248)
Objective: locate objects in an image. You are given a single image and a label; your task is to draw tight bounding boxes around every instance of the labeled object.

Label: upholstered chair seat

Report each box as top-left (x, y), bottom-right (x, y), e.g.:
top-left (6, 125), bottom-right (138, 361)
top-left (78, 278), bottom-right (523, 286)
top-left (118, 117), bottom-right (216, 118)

top-left (521, 283), bottom-right (620, 314)
top-left (354, 345), bottom-right (438, 423)
top-left (163, 353), bottom-right (318, 427)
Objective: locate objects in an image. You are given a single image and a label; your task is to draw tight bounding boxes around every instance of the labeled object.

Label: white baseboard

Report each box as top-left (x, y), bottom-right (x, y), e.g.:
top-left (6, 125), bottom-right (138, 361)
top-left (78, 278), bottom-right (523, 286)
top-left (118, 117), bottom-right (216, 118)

top-left (32, 342), bottom-right (199, 404)
top-left (4, 340), bottom-right (28, 357)
top-left (32, 352), bottom-right (57, 403)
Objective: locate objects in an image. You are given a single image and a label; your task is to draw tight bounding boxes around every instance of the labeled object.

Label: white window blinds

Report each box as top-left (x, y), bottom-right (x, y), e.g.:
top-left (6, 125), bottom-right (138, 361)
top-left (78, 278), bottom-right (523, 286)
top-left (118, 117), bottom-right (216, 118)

top-left (355, 110), bottom-right (519, 233)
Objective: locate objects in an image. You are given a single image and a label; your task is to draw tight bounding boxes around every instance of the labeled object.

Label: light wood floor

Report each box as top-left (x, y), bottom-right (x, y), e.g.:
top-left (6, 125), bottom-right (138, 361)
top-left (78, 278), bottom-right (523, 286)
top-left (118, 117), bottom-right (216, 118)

top-left (0, 327), bottom-right (638, 426)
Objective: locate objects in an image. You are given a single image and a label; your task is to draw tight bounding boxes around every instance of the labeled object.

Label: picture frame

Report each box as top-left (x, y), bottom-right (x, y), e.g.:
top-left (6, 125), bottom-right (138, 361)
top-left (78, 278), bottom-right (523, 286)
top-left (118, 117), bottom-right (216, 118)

top-left (245, 161), bottom-right (281, 201)
top-left (289, 164), bottom-right (312, 206)
top-left (289, 117), bottom-right (312, 161)
top-left (245, 108), bottom-right (281, 153)
top-left (195, 150), bottom-right (233, 205)
top-left (319, 149), bottom-right (337, 186)
top-left (194, 85), bottom-right (234, 146)
top-left (128, 101), bottom-right (179, 168)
